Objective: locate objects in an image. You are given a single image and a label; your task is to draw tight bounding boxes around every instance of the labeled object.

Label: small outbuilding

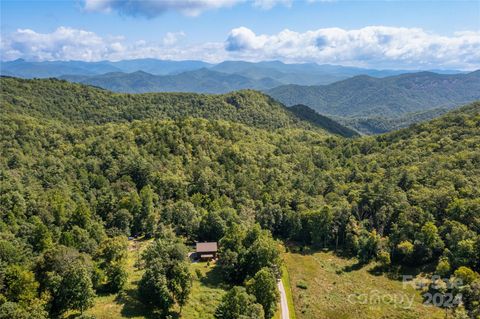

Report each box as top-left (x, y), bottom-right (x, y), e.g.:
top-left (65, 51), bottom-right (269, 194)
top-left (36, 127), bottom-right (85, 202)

top-left (196, 242), bottom-right (218, 260)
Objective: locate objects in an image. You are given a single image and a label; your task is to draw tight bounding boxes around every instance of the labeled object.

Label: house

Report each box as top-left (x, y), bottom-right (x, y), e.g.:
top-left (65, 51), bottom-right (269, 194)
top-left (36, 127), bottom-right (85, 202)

top-left (196, 242), bottom-right (218, 260)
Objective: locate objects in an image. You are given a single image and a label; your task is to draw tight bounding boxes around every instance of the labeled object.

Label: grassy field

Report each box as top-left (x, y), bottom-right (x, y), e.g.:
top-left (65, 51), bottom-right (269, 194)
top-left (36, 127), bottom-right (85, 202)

top-left (83, 239), bottom-right (151, 319)
top-left (68, 241), bottom-right (443, 319)
top-left (66, 242), bottom-right (444, 319)
top-left (80, 240), bottom-right (227, 319)
top-left (284, 250), bottom-right (445, 319)
top-left (180, 261), bottom-right (228, 318)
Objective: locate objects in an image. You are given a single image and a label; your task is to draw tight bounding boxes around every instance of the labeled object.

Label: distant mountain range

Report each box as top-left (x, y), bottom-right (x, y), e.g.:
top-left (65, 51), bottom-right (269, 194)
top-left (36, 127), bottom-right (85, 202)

top-left (0, 58), bottom-right (212, 78)
top-left (60, 69), bottom-right (282, 94)
top-left (2, 58), bottom-right (477, 134)
top-left (1, 58), bottom-right (464, 86)
top-left (210, 60), bottom-right (410, 85)
top-left (267, 71), bottom-right (480, 134)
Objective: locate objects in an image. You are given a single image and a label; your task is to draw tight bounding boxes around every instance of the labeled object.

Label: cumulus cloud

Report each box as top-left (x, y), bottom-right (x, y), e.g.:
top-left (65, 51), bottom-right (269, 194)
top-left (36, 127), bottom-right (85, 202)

top-left (0, 27), bottom-right (125, 61)
top-left (224, 26), bottom-right (480, 69)
top-left (1, 25), bottom-right (479, 70)
top-left (0, 26), bottom-right (225, 62)
top-left (225, 27), bottom-right (267, 51)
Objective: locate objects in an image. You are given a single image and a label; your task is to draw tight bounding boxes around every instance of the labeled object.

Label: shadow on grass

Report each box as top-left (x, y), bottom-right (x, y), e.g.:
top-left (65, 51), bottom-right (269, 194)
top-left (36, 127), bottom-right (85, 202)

top-left (285, 241), bottom-right (353, 258)
top-left (66, 314), bottom-right (88, 319)
top-left (378, 262), bottom-right (437, 281)
top-left (367, 264), bottom-right (387, 276)
top-left (200, 265), bottom-right (230, 290)
top-left (114, 284), bottom-right (155, 319)
top-left (341, 261), bottom-right (364, 273)
top-left (113, 286), bottom-right (185, 319)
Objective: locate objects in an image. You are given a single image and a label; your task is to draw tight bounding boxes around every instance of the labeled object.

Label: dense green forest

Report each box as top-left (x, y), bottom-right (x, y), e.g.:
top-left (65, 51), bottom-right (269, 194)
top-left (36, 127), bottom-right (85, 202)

top-left (0, 77), bottom-right (299, 128)
top-left (267, 71), bottom-right (480, 118)
top-left (288, 104), bottom-right (359, 137)
top-left (267, 70), bottom-right (480, 134)
top-left (338, 107), bottom-right (450, 134)
top-left (1, 77), bottom-right (479, 318)
top-left (60, 69), bottom-right (282, 94)
top-left (0, 77), bottom-right (355, 137)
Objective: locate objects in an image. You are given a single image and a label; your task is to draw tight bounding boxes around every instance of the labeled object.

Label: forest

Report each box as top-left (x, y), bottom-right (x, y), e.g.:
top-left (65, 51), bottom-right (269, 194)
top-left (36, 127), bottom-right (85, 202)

top-left (267, 70), bottom-right (480, 134)
top-left (0, 77), bottom-right (479, 318)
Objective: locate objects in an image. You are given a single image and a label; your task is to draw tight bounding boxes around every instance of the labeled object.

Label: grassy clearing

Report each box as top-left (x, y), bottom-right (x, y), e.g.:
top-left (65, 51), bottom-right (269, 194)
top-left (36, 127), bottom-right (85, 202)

top-left (82, 240), bottom-right (226, 319)
top-left (284, 250), bottom-right (444, 319)
top-left (180, 261), bottom-right (228, 319)
top-left (83, 239), bottom-right (151, 319)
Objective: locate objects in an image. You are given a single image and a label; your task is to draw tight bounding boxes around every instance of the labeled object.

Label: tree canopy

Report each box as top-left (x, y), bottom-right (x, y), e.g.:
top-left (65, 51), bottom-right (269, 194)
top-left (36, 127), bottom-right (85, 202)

top-left (1, 77), bottom-right (479, 317)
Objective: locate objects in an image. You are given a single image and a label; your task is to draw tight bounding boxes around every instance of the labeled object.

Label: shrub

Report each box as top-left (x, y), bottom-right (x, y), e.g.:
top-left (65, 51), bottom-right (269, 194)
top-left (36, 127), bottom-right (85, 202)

top-left (296, 280), bottom-right (308, 289)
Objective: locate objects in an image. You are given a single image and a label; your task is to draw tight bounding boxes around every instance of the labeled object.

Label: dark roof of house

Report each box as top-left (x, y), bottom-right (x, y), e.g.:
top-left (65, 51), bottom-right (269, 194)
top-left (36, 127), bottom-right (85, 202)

top-left (196, 242), bottom-right (218, 253)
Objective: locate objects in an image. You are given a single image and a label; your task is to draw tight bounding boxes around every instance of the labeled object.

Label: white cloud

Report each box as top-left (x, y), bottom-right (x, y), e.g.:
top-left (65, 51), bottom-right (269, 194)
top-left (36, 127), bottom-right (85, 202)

top-left (0, 27), bottom-right (125, 61)
top-left (224, 26), bottom-right (480, 69)
top-left (0, 26), bottom-right (225, 62)
top-left (162, 31), bottom-right (186, 46)
top-left (1, 26), bottom-right (479, 70)
top-left (225, 27), bottom-right (267, 51)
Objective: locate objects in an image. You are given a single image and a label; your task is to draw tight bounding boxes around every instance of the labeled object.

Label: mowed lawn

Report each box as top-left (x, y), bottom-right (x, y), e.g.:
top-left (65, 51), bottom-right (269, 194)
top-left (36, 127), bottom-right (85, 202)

top-left (82, 240), bottom-right (227, 319)
top-left (284, 250), bottom-right (444, 319)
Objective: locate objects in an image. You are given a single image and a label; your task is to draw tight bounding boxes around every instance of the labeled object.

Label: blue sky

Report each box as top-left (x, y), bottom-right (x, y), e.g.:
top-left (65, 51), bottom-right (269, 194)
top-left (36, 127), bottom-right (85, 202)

top-left (1, 0), bottom-right (479, 69)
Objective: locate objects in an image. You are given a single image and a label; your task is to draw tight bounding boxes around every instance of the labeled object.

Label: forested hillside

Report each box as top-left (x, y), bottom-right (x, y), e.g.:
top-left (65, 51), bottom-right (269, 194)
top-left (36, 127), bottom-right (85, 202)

top-left (1, 77), bottom-right (479, 318)
top-left (289, 104), bottom-right (359, 137)
top-left (338, 107), bottom-right (450, 134)
top-left (267, 70), bottom-right (480, 133)
top-left (1, 77), bottom-right (358, 137)
top-left (60, 69), bottom-right (282, 94)
top-left (0, 77), bottom-right (306, 129)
